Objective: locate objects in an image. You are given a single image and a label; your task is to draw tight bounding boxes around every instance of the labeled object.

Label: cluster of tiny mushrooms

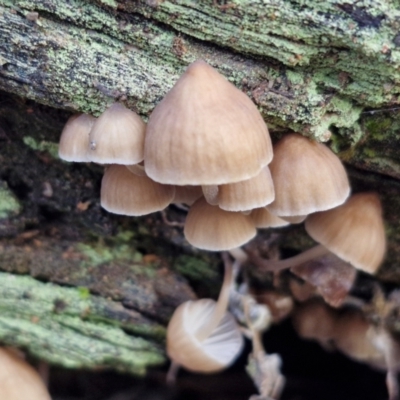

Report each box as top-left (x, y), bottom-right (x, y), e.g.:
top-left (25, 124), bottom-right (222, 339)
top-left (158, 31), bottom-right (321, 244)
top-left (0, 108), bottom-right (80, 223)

top-left (44, 59), bottom-right (399, 400)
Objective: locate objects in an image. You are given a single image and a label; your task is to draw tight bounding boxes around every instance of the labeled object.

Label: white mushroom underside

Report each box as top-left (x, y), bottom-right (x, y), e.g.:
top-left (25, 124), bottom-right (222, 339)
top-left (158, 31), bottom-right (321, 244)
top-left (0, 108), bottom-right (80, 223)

top-left (167, 299), bottom-right (244, 372)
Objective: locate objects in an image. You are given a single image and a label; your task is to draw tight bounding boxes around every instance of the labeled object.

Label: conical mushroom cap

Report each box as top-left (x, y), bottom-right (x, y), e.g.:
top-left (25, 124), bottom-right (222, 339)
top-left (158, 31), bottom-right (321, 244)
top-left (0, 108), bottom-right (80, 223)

top-left (88, 103), bottom-right (145, 164)
top-left (184, 198), bottom-right (256, 251)
top-left (0, 348), bottom-right (51, 400)
top-left (167, 299), bottom-right (244, 373)
top-left (250, 207), bottom-right (289, 228)
top-left (101, 165), bottom-right (175, 216)
top-left (145, 60), bottom-right (273, 185)
top-left (173, 185), bottom-right (203, 206)
top-left (268, 133), bottom-right (350, 216)
top-left (218, 167), bottom-right (275, 212)
top-left (59, 113), bottom-right (95, 162)
top-left (305, 193), bottom-right (386, 274)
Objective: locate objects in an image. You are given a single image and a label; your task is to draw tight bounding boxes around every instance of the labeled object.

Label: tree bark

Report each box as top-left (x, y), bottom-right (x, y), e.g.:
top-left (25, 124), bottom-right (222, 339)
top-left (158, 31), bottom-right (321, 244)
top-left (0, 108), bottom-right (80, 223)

top-left (1, 0), bottom-right (400, 374)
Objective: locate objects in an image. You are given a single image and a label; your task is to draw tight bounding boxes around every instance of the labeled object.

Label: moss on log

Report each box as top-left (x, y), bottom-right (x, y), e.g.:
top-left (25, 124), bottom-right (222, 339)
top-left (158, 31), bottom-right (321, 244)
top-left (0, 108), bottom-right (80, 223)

top-left (1, 0), bottom-right (400, 375)
top-left (0, 272), bottom-right (164, 373)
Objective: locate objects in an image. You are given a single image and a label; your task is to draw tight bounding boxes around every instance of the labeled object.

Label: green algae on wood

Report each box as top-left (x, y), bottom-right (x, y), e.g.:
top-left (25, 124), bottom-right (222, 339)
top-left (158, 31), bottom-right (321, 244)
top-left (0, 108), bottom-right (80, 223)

top-left (0, 272), bottom-right (165, 373)
top-left (0, 0), bottom-right (398, 140)
top-left (0, 181), bottom-right (21, 218)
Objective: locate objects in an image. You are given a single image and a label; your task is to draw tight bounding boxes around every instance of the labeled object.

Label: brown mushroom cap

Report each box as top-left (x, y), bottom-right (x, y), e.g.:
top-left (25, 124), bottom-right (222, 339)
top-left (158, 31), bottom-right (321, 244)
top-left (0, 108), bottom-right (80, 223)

top-left (184, 198), bottom-right (256, 251)
top-left (218, 167), bottom-right (275, 212)
top-left (88, 103), bottom-right (146, 164)
top-left (305, 192), bottom-right (386, 274)
top-left (101, 165), bottom-right (175, 216)
top-left (144, 60), bottom-right (273, 185)
top-left (250, 207), bottom-right (290, 228)
top-left (0, 348), bottom-right (51, 400)
top-left (173, 185), bottom-right (203, 206)
top-left (167, 299), bottom-right (244, 373)
top-left (59, 113), bottom-right (95, 162)
top-left (268, 133), bottom-right (350, 216)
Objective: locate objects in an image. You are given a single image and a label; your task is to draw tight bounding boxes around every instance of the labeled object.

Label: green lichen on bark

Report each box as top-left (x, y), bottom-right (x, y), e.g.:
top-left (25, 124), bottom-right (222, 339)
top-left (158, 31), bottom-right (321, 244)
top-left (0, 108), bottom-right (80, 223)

top-left (1, 0), bottom-right (398, 140)
top-left (0, 272), bottom-right (165, 374)
top-left (0, 181), bottom-right (21, 218)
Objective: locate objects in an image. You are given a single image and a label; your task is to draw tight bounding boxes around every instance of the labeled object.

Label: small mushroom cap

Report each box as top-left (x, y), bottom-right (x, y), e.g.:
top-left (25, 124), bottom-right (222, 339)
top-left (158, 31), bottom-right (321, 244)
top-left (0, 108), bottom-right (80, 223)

top-left (333, 311), bottom-right (383, 365)
top-left (88, 103), bottom-right (146, 164)
top-left (250, 207), bottom-right (290, 228)
top-left (101, 165), bottom-right (175, 216)
top-left (279, 214), bottom-right (307, 224)
top-left (0, 348), bottom-right (51, 400)
top-left (268, 133), bottom-right (350, 216)
top-left (184, 198), bottom-right (257, 251)
top-left (167, 299), bottom-right (244, 373)
top-left (59, 113), bottom-right (95, 162)
top-left (218, 167), bottom-right (275, 212)
top-left (173, 185), bottom-right (203, 206)
top-left (305, 192), bottom-right (386, 274)
top-left (145, 60), bottom-right (273, 185)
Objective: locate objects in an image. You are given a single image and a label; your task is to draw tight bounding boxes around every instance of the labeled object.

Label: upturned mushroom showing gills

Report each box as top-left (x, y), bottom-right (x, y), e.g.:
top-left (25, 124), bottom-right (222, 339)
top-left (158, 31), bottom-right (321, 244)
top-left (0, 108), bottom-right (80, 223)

top-left (167, 255), bottom-right (243, 374)
top-left (58, 113), bottom-right (95, 162)
top-left (247, 192), bottom-right (386, 275)
top-left (267, 133), bottom-right (350, 217)
top-left (0, 348), bottom-right (51, 400)
top-left (88, 103), bottom-right (146, 164)
top-left (144, 60), bottom-right (273, 185)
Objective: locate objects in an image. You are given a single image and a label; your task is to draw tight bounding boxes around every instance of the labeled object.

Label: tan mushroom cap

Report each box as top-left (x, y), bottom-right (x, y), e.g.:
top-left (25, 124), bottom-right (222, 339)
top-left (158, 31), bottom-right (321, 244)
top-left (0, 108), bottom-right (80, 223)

top-left (101, 165), bottom-right (175, 216)
top-left (218, 167), bottom-right (275, 212)
top-left (0, 348), bottom-right (51, 400)
top-left (250, 207), bottom-right (289, 228)
top-left (145, 60), bottom-right (273, 185)
top-left (59, 113), bottom-right (95, 162)
top-left (173, 185), bottom-right (203, 206)
top-left (280, 214), bottom-right (307, 224)
top-left (268, 133), bottom-right (350, 216)
top-left (305, 192), bottom-right (386, 274)
top-left (167, 299), bottom-right (244, 373)
top-left (88, 103), bottom-right (146, 164)
top-left (184, 198), bottom-right (256, 251)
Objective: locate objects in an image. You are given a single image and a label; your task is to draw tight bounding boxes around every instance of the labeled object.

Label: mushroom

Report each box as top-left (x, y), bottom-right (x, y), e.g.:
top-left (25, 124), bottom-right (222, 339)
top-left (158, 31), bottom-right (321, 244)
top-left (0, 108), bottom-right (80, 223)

top-left (101, 164), bottom-right (175, 216)
top-left (267, 133), bottom-right (350, 218)
top-left (144, 60), bottom-right (273, 185)
top-left (293, 302), bottom-right (400, 400)
top-left (246, 193), bottom-right (386, 275)
top-left (250, 207), bottom-right (289, 229)
top-left (88, 103), bottom-right (146, 164)
top-left (184, 197), bottom-right (256, 251)
top-left (0, 348), bottom-right (51, 400)
top-left (305, 192), bottom-right (386, 274)
top-left (58, 113), bottom-right (95, 162)
top-left (173, 185), bottom-right (203, 206)
top-left (218, 167), bottom-right (275, 212)
top-left (167, 254), bottom-right (244, 374)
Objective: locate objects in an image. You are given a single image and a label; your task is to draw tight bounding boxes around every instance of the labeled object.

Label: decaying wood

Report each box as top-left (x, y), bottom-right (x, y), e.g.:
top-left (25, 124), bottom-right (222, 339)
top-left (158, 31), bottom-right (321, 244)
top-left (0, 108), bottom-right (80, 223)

top-left (1, 0), bottom-right (400, 375)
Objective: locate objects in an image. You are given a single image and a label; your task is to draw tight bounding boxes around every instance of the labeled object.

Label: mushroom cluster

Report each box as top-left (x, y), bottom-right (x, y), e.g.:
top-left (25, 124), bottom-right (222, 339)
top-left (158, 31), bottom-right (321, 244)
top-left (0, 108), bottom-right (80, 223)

top-left (58, 59), bottom-right (390, 399)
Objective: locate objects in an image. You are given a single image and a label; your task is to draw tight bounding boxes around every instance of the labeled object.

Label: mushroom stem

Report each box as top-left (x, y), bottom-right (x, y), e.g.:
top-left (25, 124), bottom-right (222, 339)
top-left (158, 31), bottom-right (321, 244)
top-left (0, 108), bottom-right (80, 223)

top-left (247, 244), bottom-right (330, 272)
top-left (166, 361), bottom-right (180, 385)
top-left (229, 247), bottom-right (248, 264)
top-left (202, 185), bottom-right (219, 205)
top-left (195, 253), bottom-right (235, 342)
